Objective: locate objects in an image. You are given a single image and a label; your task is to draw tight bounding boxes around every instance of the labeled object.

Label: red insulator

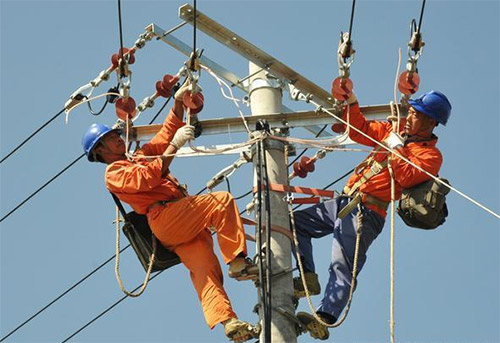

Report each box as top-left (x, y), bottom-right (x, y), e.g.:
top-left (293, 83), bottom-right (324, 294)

top-left (155, 80), bottom-right (169, 97)
top-left (111, 48), bottom-right (136, 69)
top-left (331, 77), bottom-right (353, 101)
top-left (115, 97), bottom-right (137, 121)
top-left (293, 156), bottom-right (316, 179)
top-left (183, 91), bottom-right (204, 115)
top-left (155, 74), bottom-right (180, 98)
top-left (331, 123), bottom-right (346, 134)
top-left (398, 71), bottom-right (420, 95)
top-left (162, 74), bottom-right (179, 91)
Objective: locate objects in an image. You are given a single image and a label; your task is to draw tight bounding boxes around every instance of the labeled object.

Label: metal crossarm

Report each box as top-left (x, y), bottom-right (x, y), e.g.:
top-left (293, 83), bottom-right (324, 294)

top-left (133, 105), bottom-right (392, 141)
top-left (178, 3), bottom-right (336, 108)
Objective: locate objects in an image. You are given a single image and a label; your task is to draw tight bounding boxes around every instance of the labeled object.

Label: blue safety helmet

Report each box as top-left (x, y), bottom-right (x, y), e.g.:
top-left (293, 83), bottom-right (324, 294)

top-left (408, 91), bottom-right (452, 126)
top-left (82, 123), bottom-right (121, 162)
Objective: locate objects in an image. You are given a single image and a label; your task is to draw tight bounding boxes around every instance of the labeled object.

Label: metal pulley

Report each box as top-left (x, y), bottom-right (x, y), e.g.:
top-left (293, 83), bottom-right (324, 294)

top-left (183, 91), bottom-right (204, 115)
top-left (115, 97), bottom-right (137, 121)
top-left (292, 156), bottom-right (316, 179)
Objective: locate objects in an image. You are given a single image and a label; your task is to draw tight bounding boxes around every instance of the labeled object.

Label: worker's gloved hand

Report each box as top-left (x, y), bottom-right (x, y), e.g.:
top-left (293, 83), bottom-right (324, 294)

top-left (384, 132), bottom-right (405, 150)
top-left (170, 125), bottom-right (195, 149)
top-left (346, 92), bottom-right (358, 105)
top-left (174, 81), bottom-right (191, 101)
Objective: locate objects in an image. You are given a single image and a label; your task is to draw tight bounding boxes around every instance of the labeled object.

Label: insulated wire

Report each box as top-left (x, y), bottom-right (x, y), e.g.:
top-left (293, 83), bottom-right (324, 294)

top-left (0, 245), bottom-right (130, 342)
top-left (60, 271), bottom-right (164, 343)
top-left (347, 0), bottom-right (357, 40)
top-left (0, 154), bottom-right (85, 223)
top-left (417, 0), bottom-right (426, 34)
top-left (0, 109), bottom-right (65, 164)
top-left (261, 141), bottom-right (272, 343)
top-left (255, 140), bottom-right (269, 342)
top-left (117, 0), bottom-right (126, 77)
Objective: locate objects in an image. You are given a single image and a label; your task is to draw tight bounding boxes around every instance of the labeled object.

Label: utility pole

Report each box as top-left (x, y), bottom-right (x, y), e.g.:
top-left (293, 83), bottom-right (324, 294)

top-left (249, 62), bottom-right (297, 343)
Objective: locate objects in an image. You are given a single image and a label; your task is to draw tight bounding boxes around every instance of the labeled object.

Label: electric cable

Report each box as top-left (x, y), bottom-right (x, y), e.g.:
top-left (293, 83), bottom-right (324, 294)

top-left (0, 154), bottom-right (85, 223)
top-left (347, 0), bottom-right (357, 41)
top-left (254, 140), bottom-right (269, 342)
top-left (117, 0), bottom-right (126, 77)
top-left (60, 270), bottom-right (164, 343)
top-left (235, 190), bottom-right (252, 201)
top-left (417, 0), bottom-right (426, 33)
top-left (0, 109), bottom-right (65, 164)
top-left (288, 124), bottom-right (328, 166)
top-left (87, 98), bottom-right (109, 116)
top-left (261, 140), bottom-right (272, 343)
top-left (0, 245), bottom-right (130, 342)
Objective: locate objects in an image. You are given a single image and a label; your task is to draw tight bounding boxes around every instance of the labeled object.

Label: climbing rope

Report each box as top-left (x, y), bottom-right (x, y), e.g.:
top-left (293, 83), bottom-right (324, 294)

top-left (387, 155), bottom-right (397, 343)
top-left (113, 208), bottom-right (156, 297)
top-left (288, 193), bottom-right (364, 328)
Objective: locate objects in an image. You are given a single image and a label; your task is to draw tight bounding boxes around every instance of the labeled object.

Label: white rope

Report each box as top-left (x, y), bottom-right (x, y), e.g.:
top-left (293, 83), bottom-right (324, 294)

top-left (388, 155), bottom-right (397, 343)
top-left (200, 64), bottom-right (252, 134)
top-left (309, 99), bottom-right (500, 220)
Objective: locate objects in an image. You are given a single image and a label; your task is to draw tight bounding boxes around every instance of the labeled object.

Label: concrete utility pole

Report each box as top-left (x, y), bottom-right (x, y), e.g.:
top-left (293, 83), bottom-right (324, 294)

top-left (249, 62), bottom-right (297, 343)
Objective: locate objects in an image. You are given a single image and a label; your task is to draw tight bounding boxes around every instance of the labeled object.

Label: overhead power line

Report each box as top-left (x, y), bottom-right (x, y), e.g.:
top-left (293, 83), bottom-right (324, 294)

top-left (0, 109), bottom-right (65, 164)
top-left (60, 270), bottom-right (164, 343)
top-left (0, 245), bottom-right (130, 342)
top-left (0, 154), bottom-right (85, 223)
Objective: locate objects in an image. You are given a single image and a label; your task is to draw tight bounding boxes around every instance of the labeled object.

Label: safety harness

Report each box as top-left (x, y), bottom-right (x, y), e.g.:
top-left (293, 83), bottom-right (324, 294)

top-left (338, 146), bottom-right (390, 218)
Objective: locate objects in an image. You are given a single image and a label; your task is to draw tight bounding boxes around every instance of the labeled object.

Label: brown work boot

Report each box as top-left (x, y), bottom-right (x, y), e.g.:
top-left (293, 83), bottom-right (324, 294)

top-left (296, 312), bottom-right (329, 340)
top-left (228, 257), bottom-right (259, 281)
top-left (224, 318), bottom-right (260, 342)
top-left (293, 272), bottom-right (321, 298)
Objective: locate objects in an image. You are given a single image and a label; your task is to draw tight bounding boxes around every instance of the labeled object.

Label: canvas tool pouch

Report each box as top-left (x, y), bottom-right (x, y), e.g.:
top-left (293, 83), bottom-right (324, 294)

top-left (397, 177), bottom-right (450, 230)
top-left (111, 194), bottom-right (181, 272)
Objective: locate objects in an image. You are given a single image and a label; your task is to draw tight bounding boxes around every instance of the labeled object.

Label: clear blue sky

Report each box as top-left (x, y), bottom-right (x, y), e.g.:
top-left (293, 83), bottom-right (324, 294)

top-left (1, 1), bottom-right (499, 342)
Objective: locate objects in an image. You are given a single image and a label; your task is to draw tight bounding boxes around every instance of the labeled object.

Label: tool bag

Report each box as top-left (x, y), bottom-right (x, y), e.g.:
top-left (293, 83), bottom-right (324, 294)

top-left (397, 177), bottom-right (450, 230)
top-left (111, 193), bottom-right (181, 272)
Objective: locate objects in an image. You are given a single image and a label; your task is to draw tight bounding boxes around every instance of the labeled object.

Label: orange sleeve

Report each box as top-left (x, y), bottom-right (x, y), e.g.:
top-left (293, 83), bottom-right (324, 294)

top-left (140, 108), bottom-right (185, 156)
top-left (391, 146), bottom-right (443, 188)
top-left (342, 103), bottom-right (392, 147)
top-left (105, 158), bottom-right (164, 194)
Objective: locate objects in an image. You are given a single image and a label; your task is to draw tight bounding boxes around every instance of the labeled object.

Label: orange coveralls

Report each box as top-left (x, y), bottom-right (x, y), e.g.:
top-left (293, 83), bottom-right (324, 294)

top-left (342, 103), bottom-right (443, 216)
top-left (105, 109), bottom-right (247, 328)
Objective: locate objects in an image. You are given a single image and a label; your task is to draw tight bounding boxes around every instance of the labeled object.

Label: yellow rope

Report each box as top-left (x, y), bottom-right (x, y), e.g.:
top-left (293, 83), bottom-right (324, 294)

top-left (114, 206), bottom-right (156, 297)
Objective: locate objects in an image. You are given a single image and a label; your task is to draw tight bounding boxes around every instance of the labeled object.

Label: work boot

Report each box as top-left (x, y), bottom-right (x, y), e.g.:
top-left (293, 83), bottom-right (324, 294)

top-left (293, 272), bottom-right (321, 298)
top-left (296, 312), bottom-right (330, 340)
top-left (224, 318), bottom-right (260, 342)
top-left (228, 257), bottom-right (259, 281)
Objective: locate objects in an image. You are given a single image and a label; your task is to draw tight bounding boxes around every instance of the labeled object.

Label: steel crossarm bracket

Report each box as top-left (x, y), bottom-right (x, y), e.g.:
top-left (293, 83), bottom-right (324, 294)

top-left (146, 23), bottom-right (248, 92)
top-left (178, 3), bottom-right (336, 108)
top-left (147, 23), bottom-right (332, 137)
top-left (133, 104), bottom-right (392, 141)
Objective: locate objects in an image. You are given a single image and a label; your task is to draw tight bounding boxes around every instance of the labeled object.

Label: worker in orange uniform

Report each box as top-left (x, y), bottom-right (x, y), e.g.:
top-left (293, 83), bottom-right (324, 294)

top-left (294, 90), bottom-right (452, 340)
top-left (82, 83), bottom-right (259, 342)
